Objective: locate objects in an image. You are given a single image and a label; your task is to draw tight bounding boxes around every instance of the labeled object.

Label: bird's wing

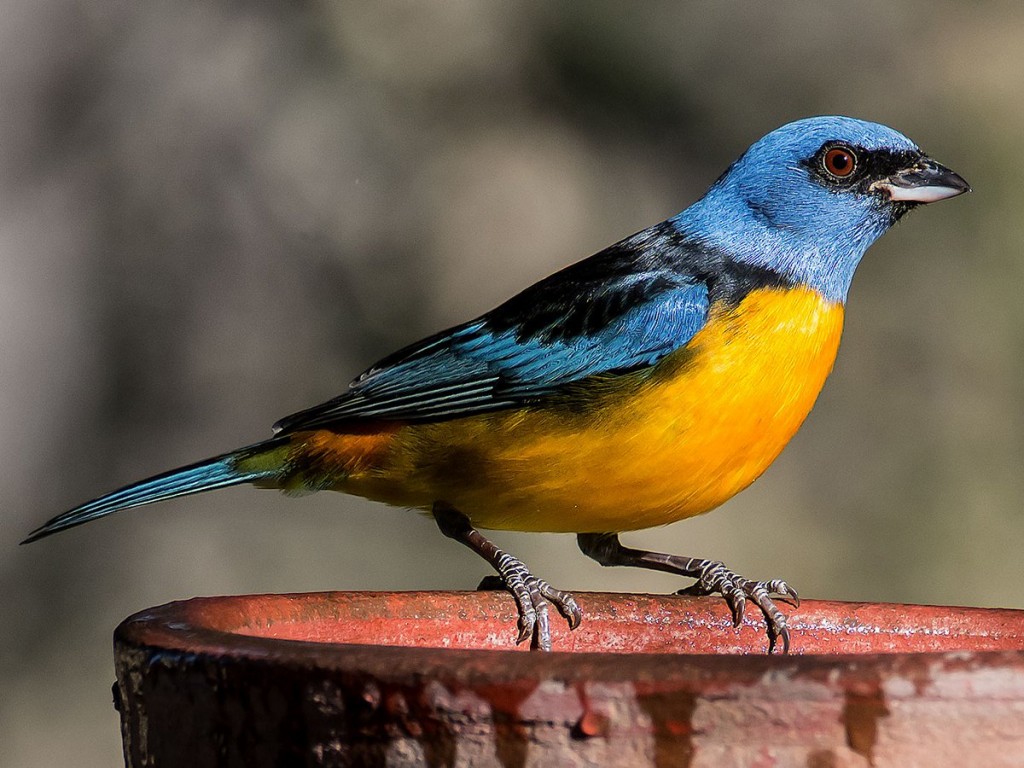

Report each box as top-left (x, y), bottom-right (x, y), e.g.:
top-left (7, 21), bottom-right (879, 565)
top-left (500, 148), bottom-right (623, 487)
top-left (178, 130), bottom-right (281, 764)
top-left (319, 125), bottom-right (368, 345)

top-left (274, 225), bottom-right (710, 432)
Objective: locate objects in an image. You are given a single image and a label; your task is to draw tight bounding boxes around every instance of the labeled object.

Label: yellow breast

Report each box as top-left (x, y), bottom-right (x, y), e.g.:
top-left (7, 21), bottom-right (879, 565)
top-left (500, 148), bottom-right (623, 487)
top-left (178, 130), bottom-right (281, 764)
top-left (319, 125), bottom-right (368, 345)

top-left (338, 285), bottom-right (845, 533)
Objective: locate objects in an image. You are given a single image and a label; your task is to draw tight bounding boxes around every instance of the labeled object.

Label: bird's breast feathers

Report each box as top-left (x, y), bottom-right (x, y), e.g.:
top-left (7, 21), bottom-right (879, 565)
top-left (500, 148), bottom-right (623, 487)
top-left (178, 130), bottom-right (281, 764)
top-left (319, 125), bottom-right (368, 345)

top-left (302, 284), bottom-right (844, 532)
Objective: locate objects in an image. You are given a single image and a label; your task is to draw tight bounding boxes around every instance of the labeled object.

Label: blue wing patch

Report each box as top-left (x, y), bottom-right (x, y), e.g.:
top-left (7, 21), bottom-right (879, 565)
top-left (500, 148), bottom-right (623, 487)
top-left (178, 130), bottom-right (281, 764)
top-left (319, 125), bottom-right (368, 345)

top-left (274, 227), bottom-right (714, 432)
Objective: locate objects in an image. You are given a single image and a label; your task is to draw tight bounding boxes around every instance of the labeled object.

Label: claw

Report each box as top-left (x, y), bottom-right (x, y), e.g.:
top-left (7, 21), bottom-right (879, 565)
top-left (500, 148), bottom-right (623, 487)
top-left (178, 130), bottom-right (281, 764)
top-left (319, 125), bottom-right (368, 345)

top-left (768, 623), bottom-right (791, 655)
top-left (488, 555), bottom-right (577, 650)
top-left (540, 581), bottom-right (583, 630)
top-left (515, 612), bottom-right (534, 645)
top-left (575, 534), bottom-right (798, 654)
top-left (723, 584), bottom-right (746, 627)
top-left (434, 504), bottom-right (580, 651)
top-left (759, 578), bottom-right (800, 608)
top-left (703, 582), bottom-right (744, 627)
top-left (679, 562), bottom-right (798, 654)
top-left (504, 573), bottom-right (572, 650)
top-left (782, 585), bottom-right (801, 609)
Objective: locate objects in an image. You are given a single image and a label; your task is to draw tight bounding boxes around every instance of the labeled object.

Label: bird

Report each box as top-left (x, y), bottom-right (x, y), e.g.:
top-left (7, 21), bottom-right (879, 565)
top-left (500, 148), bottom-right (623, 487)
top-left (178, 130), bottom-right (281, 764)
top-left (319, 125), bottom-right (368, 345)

top-left (25, 116), bottom-right (969, 654)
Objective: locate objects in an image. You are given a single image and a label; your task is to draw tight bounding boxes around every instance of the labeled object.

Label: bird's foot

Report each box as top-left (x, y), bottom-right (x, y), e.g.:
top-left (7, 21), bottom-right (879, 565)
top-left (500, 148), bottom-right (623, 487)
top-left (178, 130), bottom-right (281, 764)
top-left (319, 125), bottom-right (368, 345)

top-left (434, 502), bottom-right (580, 651)
top-left (491, 549), bottom-right (582, 651)
top-left (677, 562), bottom-right (800, 654)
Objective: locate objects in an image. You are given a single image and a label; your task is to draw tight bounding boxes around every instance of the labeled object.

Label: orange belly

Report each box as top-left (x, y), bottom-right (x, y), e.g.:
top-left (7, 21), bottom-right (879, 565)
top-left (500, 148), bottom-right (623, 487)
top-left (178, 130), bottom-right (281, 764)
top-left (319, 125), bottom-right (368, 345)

top-left (312, 285), bottom-right (844, 533)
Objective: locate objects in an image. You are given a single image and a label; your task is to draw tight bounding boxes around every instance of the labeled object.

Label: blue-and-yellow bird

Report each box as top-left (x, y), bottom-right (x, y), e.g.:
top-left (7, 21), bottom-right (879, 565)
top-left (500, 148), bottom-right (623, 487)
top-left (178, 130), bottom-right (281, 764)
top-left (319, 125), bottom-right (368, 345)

top-left (26, 116), bottom-right (969, 653)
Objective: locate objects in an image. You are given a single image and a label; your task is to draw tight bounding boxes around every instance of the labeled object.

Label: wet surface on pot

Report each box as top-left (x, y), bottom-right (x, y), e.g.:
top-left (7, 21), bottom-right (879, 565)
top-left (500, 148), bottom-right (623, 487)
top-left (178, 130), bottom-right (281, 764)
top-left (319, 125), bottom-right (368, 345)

top-left (115, 592), bottom-right (1024, 767)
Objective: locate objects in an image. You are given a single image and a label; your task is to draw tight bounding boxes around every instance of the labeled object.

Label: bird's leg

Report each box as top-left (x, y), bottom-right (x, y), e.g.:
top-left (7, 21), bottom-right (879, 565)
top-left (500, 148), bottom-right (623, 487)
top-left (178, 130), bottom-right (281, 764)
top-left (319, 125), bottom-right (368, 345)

top-left (577, 532), bottom-right (799, 654)
top-left (433, 502), bottom-right (582, 651)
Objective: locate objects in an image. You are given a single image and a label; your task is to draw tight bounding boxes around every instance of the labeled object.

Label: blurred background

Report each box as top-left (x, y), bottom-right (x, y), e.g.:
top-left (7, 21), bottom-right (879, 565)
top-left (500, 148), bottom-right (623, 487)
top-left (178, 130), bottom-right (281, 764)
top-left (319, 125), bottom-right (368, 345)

top-left (1, 1), bottom-right (1020, 764)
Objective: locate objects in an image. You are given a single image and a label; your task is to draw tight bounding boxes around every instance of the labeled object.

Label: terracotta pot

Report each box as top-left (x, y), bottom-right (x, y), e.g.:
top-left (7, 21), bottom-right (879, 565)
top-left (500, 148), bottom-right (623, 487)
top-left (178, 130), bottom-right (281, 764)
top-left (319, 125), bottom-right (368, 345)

top-left (114, 591), bottom-right (1024, 767)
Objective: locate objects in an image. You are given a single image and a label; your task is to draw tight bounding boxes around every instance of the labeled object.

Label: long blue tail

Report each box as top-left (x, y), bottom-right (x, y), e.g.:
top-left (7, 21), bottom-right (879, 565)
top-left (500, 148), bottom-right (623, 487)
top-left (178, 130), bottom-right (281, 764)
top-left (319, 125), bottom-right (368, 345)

top-left (22, 438), bottom-right (289, 543)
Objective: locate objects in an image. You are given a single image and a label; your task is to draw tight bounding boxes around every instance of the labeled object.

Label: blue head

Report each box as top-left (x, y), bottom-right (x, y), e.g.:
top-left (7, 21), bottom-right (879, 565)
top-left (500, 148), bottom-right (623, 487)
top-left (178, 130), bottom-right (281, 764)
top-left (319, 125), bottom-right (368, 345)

top-left (672, 116), bottom-right (969, 302)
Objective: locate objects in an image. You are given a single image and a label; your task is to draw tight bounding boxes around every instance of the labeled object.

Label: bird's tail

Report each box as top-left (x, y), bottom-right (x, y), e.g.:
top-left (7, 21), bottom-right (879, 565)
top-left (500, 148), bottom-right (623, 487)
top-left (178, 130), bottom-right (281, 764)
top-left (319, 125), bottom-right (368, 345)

top-left (22, 437), bottom-right (291, 543)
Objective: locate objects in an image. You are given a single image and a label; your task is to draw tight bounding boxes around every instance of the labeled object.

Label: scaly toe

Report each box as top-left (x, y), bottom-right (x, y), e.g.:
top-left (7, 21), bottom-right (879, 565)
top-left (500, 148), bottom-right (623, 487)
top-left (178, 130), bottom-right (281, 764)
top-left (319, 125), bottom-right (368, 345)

top-left (522, 575), bottom-right (554, 651)
top-left (749, 578), bottom-right (800, 608)
top-left (539, 581), bottom-right (582, 630)
top-left (532, 600), bottom-right (552, 651)
top-left (677, 565), bottom-right (798, 654)
top-left (500, 570), bottom-right (538, 645)
top-left (514, 600), bottom-right (538, 645)
top-left (776, 582), bottom-right (800, 608)
top-left (742, 580), bottom-right (794, 654)
top-left (718, 580), bottom-right (747, 627)
top-left (767, 621), bottom-right (791, 655)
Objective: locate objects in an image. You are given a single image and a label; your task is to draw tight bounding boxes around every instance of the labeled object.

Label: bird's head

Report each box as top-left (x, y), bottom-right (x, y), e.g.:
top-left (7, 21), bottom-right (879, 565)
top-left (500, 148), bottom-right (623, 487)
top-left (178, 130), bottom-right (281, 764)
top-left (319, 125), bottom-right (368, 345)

top-left (675, 116), bottom-right (970, 302)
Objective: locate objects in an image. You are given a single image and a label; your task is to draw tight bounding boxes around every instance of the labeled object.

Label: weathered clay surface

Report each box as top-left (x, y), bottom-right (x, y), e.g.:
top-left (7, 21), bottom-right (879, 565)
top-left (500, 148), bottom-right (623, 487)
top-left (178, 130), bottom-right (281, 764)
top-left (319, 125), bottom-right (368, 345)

top-left (113, 592), bottom-right (1024, 767)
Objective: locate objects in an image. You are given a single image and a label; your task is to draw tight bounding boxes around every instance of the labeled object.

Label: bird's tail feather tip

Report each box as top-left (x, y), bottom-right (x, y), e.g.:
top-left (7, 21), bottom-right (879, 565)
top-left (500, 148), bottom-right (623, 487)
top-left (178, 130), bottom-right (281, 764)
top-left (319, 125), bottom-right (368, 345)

top-left (22, 438), bottom-right (289, 544)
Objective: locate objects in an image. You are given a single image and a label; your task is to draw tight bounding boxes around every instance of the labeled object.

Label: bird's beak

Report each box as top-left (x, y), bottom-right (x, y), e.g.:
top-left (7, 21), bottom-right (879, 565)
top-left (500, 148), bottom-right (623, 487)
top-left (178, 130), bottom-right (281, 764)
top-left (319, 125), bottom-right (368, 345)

top-left (872, 157), bottom-right (971, 203)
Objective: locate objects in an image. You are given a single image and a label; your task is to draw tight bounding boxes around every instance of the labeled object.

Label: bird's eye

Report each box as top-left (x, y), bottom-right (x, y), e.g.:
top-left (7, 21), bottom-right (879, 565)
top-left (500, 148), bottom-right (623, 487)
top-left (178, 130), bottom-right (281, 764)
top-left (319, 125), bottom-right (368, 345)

top-left (823, 146), bottom-right (857, 178)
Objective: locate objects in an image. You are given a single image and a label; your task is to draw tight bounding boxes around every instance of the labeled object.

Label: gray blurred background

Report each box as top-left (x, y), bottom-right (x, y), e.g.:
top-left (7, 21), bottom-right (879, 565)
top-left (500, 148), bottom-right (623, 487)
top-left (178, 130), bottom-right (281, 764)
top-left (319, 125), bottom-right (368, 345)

top-left (1, 2), bottom-right (1020, 765)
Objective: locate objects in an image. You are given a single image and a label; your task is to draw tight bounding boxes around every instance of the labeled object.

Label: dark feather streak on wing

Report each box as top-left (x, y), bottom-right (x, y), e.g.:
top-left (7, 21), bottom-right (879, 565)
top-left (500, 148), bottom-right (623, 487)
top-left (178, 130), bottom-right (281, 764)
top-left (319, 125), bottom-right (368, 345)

top-left (273, 223), bottom-right (714, 433)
